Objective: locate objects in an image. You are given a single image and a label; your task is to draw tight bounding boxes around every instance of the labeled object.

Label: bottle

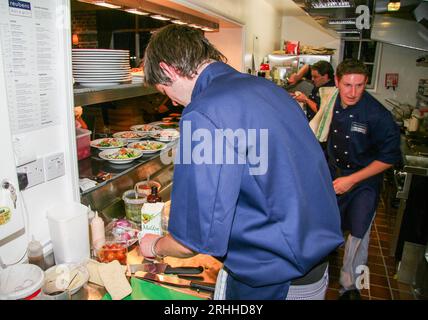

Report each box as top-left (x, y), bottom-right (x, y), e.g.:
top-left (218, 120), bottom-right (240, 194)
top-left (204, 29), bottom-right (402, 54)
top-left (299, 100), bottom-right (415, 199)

top-left (87, 205), bottom-right (95, 249)
top-left (147, 186), bottom-right (162, 203)
top-left (27, 236), bottom-right (46, 270)
top-left (90, 211), bottom-right (105, 251)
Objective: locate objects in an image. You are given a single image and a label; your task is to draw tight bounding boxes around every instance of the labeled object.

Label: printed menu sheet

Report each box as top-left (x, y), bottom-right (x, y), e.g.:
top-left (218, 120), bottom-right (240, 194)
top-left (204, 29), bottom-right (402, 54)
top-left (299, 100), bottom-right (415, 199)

top-left (0, 0), bottom-right (59, 134)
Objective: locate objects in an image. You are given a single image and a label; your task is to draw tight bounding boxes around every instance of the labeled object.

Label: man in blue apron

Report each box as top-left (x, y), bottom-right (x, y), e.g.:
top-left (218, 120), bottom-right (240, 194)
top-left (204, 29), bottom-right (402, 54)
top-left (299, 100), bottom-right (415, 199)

top-left (325, 59), bottom-right (401, 299)
top-left (292, 61), bottom-right (336, 121)
top-left (138, 25), bottom-right (343, 300)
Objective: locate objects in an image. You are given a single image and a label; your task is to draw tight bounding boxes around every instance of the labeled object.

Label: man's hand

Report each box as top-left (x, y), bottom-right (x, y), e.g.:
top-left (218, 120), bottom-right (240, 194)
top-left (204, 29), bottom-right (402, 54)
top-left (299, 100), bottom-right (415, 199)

top-left (139, 233), bottom-right (162, 259)
top-left (288, 73), bottom-right (298, 85)
top-left (333, 176), bottom-right (356, 195)
top-left (293, 92), bottom-right (308, 103)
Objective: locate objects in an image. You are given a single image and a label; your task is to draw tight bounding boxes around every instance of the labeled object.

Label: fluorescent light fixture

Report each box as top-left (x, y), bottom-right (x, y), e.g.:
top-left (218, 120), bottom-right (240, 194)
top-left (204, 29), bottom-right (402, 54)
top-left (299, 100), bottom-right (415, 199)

top-left (201, 27), bottom-right (215, 32)
top-left (336, 30), bottom-right (361, 34)
top-left (387, 1), bottom-right (401, 11)
top-left (124, 8), bottom-right (149, 15)
top-left (172, 20), bottom-right (188, 25)
top-left (312, 1), bottom-right (351, 9)
top-left (151, 15), bottom-right (170, 21)
top-left (189, 24), bottom-right (202, 29)
top-left (328, 19), bottom-right (356, 25)
top-left (93, 1), bottom-right (121, 9)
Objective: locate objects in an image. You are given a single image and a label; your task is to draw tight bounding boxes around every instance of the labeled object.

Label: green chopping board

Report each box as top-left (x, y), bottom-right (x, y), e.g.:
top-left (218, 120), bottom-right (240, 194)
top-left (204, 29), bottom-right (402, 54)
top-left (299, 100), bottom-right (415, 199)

top-left (102, 277), bottom-right (205, 300)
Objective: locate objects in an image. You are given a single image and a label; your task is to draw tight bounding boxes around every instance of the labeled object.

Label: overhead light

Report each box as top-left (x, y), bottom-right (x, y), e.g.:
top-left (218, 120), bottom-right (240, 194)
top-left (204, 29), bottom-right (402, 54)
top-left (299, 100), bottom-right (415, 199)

top-left (312, 1), bottom-right (352, 9)
top-left (201, 27), bottom-right (215, 32)
top-left (151, 15), bottom-right (170, 21)
top-left (387, 1), bottom-right (401, 11)
top-left (328, 19), bottom-right (356, 25)
top-left (189, 24), bottom-right (202, 29)
top-left (336, 30), bottom-right (361, 34)
top-left (171, 20), bottom-right (188, 25)
top-left (93, 1), bottom-right (121, 9)
top-left (124, 8), bottom-right (149, 15)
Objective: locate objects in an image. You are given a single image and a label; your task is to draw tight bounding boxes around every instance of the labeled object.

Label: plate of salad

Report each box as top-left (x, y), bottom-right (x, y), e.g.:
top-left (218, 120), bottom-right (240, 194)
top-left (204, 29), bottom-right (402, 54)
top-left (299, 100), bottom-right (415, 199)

top-left (150, 129), bottom-right (180, 142)
top-left (99, 147), bottom-right (143, 164)
top-left (130, 124), bottom-right (161, 134)
top-left (127, 140), bottom-right (167, 154)
top-left (112, 131), bottom-right (146, 141)
top-left (90, 138), bottom-right (127, 150)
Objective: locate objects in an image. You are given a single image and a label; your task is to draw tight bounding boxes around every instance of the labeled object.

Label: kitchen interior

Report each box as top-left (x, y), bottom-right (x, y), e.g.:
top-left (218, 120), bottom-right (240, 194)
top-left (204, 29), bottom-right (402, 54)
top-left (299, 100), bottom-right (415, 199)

top-left (0, 0), bottom-right (427, 301)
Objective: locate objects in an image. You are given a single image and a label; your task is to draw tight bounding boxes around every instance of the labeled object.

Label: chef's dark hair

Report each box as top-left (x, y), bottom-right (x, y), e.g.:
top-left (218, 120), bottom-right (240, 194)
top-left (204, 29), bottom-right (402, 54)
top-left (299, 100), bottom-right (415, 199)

top-left (143, 25), bottom-right (227, 86)
top-left (336, 59), bottom-right (369, 80)
top-left (311, 61), bottom-right (334, 80)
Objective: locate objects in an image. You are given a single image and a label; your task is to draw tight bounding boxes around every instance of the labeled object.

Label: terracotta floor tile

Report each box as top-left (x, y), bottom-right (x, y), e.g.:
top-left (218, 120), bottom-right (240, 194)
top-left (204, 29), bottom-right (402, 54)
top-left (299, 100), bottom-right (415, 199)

top-left (377, 233), bottom-right (392, 242)
top-left (392, 289), bottom-right (416, 300)
top-left (367, 254), bottom-right (384, 265)
top-left (369, 284), bottom-right (393, 299)
top-left (376, 225), bottom-right (393, 234)
top-left (367, 263), bottom-right (388, 276)
top-left (389, 280), bottom-right (413, 293)
top-left (326, 288), bottom-right (340, 300)
top-left (369, 274), bottom-right (390, 287)
top-left (368, 246), bottom-right (382, 255)
top-left (329, 265), bottom-right (341, 278)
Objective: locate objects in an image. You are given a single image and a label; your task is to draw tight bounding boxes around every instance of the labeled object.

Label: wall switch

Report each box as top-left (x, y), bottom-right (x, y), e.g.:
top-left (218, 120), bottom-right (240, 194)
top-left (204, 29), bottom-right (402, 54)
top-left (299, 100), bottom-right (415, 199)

top-left (16, 158), bottom-right (45, 189)
top-left (44, 152), bottom-right (65, 181)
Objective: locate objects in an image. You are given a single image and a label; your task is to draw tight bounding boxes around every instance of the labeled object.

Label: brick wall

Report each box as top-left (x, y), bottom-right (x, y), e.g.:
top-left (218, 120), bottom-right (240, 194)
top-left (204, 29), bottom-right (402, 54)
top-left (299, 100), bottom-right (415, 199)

top-left (71, 11), bottom-right (98, 48)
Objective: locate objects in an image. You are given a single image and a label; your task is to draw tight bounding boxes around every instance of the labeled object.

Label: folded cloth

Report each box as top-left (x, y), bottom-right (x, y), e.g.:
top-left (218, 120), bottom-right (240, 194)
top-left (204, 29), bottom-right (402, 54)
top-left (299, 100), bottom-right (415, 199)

top-left (309, 87), bottom-right (338, 142)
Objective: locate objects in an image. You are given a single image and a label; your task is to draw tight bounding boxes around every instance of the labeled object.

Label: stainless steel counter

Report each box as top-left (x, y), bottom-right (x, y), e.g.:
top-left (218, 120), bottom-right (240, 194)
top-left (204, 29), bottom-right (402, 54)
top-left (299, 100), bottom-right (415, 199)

top-left (390, 134), bottom-right (428, 256)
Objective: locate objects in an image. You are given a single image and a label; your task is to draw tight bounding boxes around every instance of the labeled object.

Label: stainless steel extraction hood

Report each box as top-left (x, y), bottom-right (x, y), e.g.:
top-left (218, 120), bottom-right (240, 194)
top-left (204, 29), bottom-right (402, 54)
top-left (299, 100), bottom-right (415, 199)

top-left (292, 0), bottom-right (428, 50)
top-left (371, 0), bottom-right (428, 52)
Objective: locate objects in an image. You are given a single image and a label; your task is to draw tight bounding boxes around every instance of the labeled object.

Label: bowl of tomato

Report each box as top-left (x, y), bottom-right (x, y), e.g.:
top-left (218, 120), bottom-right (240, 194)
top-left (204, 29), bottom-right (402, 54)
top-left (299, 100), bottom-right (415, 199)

top-left (96, 241), bottom-right (128, 265)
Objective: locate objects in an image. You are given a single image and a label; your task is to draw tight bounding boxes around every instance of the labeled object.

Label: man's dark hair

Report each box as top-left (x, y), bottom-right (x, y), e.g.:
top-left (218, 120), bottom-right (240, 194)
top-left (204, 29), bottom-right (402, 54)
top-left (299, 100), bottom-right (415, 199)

top-left (336, 58), bottom-right (369, 80)
top-left (143, 25), bottom-right (227, 86)
top-left (311, 60), bottom-right (334, 80)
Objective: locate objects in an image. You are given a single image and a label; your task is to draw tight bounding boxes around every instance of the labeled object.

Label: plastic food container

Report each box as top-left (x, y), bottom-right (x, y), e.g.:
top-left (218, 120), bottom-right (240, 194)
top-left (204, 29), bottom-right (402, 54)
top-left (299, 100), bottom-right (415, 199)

top-left (122, 190), bottom-right (147, 223)
top-left (96, 241), bottom-right (128, 265)
top-left (76, 128), bottom-right (92, 160)
top-left (0, 264), bottom-right (45, 300)
top-left (135, 180), bottom-right (162, 198)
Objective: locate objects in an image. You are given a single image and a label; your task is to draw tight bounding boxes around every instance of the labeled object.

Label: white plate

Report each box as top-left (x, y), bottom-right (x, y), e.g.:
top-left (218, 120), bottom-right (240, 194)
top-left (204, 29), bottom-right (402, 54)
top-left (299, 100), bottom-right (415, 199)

top-left (150, 129), bottom-right (180, 142)
top-left (72, 60), bottom-right (130, 65)
top-left (149, 121), bottom-right (180, 130)
top-left (127, 140), bottom-right (167, 154)
top-left (130, 124), bottom-right (162, 134)
top-left (44, 264), bottom-right (89, 296)
top-left (76, 79), bottom-right (132, 86)
top-left (99, 148), bottom-right (143, 164)
top-left (90, 138), bottom-right (127, 149)
top-left (112, 131), bottom-right (146, 141)
top-left (73, 70), bottom-right (131, 75)
top-left (72, 48), bottom-right (129, 54)
top-left (74, 75), bottom-right (131, 81)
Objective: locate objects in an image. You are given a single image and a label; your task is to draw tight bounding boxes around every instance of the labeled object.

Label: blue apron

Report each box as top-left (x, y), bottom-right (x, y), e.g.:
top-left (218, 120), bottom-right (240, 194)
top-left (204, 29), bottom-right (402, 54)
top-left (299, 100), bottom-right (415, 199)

top-left (168, 62), bottom-right (344, 299)
top-left (327, 92), bottom-right (401, 238)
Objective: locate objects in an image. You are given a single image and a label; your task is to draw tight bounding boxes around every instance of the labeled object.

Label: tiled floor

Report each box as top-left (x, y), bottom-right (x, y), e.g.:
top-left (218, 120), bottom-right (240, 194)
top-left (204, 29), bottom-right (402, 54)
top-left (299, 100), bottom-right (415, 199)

top-left (326, 188), bottom-right (424, 300)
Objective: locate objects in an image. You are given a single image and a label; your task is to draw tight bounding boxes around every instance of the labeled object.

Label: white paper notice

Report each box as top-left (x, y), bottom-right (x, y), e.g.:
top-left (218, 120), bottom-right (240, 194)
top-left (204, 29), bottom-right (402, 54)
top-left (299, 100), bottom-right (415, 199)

top-left (0, 0), bottom-right (59, 135)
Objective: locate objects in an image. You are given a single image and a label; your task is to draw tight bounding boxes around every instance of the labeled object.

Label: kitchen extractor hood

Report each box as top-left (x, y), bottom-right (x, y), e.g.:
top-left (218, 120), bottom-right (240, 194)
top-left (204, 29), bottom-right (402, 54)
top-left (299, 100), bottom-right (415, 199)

top-left (371, 0), bottom-right (428, 52)
top-left (292, 0), bottom-right (428, 49)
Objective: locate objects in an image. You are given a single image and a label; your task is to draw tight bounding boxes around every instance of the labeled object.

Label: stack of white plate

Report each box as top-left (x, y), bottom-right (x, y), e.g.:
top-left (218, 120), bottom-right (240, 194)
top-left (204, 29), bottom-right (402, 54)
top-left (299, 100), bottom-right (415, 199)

top-left (72, 49), bottom-right (131, 87)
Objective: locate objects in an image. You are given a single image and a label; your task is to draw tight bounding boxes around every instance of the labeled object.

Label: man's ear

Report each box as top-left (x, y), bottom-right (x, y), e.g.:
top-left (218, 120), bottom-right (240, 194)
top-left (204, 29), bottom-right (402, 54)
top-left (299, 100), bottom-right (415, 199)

top-left (159, 62), bottom-right (178, 82)
top-left (334, 75), bottom-right (339, 87)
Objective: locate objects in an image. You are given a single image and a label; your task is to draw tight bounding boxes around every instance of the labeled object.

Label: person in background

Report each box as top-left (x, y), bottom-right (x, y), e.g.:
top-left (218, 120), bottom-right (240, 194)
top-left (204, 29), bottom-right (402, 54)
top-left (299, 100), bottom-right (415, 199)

top-left (310, 59), bottom-right (401, 300)
top-left (291, 61), bottom-right (335, 121)
top-left (138, 25), bottom-right (343, 300)
top-left (74, 106), bottom-right (88, 129)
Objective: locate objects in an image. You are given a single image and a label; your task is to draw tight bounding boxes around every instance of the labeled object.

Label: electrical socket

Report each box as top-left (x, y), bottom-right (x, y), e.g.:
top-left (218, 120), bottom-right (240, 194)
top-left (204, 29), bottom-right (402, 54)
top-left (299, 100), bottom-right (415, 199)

top-left (16, 158), bottom-right (45, 189)
top-left (44, 152), bottom-right (65, 181)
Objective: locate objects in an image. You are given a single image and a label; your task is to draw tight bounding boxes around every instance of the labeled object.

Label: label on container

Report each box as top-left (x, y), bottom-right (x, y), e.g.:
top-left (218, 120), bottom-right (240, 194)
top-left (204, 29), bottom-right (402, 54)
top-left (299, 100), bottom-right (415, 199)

top-left (0, 207), bottom-right (11, 225)
top-left (140, 202), bottom-right (164, 236)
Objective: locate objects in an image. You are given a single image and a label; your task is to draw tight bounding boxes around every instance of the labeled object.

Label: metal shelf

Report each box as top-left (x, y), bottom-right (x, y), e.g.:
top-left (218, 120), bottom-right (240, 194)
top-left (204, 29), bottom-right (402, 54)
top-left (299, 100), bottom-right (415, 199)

top-left (73, 82), bottom-right (158, 106)
top-left (417, 93), bottom-right (428, 104)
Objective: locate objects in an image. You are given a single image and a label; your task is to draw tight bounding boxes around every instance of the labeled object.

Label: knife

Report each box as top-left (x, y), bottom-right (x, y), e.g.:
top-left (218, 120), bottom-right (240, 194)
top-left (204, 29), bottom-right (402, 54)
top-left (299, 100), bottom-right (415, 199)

top-left (129, 263), bottom-right (203, 275)
top-left (134, 272), bottom-right (216, 293)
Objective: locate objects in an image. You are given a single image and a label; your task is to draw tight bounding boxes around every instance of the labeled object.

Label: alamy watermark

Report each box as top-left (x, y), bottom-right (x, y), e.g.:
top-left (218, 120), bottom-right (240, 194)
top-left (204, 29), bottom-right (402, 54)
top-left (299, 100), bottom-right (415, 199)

top-left (355, 265), bottom-right (370, 290)
top-left (160, 120), bottom-right (269, 176)
top-left (356, 5), bottom-right (371, 30)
